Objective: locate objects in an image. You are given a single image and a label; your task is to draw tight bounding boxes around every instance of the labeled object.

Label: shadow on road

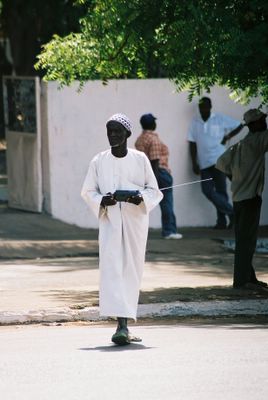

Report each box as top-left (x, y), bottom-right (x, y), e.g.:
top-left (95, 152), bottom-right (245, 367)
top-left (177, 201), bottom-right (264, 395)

top-left (79, 343), bottom-right (154, 352)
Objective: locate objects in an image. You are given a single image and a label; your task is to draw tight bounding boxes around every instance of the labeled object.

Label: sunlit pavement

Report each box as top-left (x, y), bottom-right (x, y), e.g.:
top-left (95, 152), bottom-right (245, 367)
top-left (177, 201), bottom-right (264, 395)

top-left (0, 321), bottom-right (268, 400)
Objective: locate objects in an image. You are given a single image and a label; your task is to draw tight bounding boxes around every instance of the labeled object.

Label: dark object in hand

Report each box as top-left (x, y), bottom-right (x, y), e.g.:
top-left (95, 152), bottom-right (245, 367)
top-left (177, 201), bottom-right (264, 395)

top-left (101, 193), bottom-right (117, 207)
top-left (113, 190), bottom-right (142, 204)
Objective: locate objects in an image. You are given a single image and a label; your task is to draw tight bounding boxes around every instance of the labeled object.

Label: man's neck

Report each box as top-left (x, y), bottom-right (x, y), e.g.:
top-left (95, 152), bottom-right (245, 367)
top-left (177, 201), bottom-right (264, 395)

top-left (201, 113), bottom-right (210, 122)
top-left (111, 145), bottom-right (128, 158)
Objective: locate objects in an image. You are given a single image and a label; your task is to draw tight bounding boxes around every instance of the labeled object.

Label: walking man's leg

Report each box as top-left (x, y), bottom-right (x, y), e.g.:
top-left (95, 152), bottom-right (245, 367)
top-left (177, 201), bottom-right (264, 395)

top-left (233, 197), bottom-right (262, 288)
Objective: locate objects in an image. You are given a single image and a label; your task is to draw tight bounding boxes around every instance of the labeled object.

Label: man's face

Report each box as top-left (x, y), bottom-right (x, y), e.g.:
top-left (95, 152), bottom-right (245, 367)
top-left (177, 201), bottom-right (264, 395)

top-left (107, 121), bottom-right (129, 147)
top-left (199, 100), bottom-right (211, 120)
top-left (249, 115), bottom-right (267, 132)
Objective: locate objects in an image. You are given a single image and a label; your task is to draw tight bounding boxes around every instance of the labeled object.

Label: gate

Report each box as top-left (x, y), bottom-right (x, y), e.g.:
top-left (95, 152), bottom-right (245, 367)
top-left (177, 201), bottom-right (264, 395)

top-left (3, 76), bottom-right (42, 212)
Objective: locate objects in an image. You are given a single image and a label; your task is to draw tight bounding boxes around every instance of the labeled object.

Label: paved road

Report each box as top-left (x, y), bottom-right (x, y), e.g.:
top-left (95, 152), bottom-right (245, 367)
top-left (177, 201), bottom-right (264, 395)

top-left (1, 322), bottom-right (268, 400)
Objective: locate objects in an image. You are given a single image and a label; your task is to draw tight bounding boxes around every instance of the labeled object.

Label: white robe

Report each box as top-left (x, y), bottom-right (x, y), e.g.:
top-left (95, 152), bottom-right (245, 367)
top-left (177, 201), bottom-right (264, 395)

top-left (81, 148), bottom-right (163, 319)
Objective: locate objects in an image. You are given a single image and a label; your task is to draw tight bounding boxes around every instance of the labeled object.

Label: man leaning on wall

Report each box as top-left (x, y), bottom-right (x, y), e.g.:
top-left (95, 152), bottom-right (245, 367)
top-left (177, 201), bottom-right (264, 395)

top-left (187, 97), bottom-right (244, 229)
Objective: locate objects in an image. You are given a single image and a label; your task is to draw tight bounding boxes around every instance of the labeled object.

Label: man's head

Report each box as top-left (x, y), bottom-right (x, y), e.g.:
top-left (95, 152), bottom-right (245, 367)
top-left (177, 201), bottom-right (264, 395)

top-left (106, 113), bottom-right (132, 148)
top-left (243, 109), bottom-right (267, 132)
top-left (140, 113), bottom-right (157, 131)
top-left (198, 97), bottom-right (212, 121)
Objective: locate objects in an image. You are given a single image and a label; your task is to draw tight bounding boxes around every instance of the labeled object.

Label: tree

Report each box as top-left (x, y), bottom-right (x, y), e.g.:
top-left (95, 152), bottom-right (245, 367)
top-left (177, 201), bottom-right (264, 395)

top-left (0, 0), bottom-right (88, 139)
top-left (33, 1), bottom-right (268, 104)
top-left (0, 0), bottom-right (88, 75)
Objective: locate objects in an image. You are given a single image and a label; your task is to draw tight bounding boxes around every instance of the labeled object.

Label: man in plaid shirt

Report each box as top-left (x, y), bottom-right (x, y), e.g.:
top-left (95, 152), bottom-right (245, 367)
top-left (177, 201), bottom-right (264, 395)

top-left (135, 113), bottom-right (182, 239)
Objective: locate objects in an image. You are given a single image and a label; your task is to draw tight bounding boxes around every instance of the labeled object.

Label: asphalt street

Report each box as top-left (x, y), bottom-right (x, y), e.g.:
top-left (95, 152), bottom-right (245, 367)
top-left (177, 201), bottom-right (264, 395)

top-left (0, 322), bottom-right (268, 400)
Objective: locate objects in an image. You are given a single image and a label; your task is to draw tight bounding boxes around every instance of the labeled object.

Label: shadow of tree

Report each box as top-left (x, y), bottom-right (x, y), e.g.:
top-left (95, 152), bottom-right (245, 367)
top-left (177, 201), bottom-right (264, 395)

top-left (35, 289), bottom-right (99, 307)
top-left (35, 285), bottom-right (268, 309)
top-left (139, 286), bottom-right (268, 302)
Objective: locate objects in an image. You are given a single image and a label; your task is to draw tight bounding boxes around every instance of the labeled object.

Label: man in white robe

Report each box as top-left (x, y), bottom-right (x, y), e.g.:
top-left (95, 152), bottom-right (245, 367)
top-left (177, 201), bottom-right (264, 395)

top-left (81, 113), bottom-right (162, 345)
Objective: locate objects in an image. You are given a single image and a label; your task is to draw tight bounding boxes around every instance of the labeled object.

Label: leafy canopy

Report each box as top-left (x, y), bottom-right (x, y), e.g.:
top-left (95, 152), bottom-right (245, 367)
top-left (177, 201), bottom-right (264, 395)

top-left (36, 0), bottom-right (268, 104)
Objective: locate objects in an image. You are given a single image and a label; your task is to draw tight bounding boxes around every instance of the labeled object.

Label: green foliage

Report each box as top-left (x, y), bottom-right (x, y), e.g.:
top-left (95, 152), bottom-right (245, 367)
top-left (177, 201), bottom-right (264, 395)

top-left (36, 0), bottom-right (268, 104)
top-left (36, 0), bottom-right (164, 83)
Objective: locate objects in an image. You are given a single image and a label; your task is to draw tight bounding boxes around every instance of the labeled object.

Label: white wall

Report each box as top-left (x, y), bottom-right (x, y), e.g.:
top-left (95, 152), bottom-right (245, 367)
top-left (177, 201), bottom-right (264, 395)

top-left (43, 79), bottom-right (268, 228)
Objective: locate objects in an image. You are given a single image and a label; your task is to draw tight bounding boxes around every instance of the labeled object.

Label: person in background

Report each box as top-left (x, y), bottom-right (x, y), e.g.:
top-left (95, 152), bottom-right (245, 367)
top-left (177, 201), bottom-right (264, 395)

top-left (135, 113), bottom-right (183, 239)
top-left (188, 97), bottom-right (244, 229)
top-left (216, 108), bottom-right (268, 291)
top-left (81, 113), bottom-right (162, 345)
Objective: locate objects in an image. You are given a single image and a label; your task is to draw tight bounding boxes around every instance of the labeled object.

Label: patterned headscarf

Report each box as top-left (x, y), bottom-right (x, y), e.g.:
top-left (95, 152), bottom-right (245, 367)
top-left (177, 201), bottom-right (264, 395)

top-left (106, 113), bottom-right (132, 134)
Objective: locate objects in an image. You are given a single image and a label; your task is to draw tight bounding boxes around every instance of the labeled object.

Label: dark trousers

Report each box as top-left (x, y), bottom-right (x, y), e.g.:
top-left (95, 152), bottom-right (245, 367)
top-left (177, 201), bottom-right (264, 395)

top-left (157, 168), bottom-right (177, 237)
top-left (201, 165), bottom-right (233, 226)
top-left (233, 196), bottom-right (262, 287)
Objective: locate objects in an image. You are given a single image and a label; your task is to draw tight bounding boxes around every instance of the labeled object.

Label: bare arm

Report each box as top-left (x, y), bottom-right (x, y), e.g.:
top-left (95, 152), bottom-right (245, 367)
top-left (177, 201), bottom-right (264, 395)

top-left (189, 142), bottom-right (200, 175)
top-left (221, 123), bottom-right (245, 145)
top-left (150, 159), bottom-right (160, 181)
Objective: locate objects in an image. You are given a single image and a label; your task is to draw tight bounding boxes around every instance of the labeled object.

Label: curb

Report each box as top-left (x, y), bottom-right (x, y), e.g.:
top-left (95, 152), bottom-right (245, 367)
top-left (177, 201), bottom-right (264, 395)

top-left (1, 299), bottom-right (268, 325)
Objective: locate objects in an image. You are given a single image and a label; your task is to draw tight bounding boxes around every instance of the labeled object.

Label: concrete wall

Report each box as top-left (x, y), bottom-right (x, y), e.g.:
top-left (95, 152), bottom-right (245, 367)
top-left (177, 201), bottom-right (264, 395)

top-left (42, 79), bottom-right (268, 228)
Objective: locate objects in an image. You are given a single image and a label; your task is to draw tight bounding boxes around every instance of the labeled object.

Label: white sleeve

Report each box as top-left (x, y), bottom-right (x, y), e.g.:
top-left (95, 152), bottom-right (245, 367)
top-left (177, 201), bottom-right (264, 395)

top-left (140, 154), bottom-right (163, 213)
top-left (81, 156), bottom-right (104, 219)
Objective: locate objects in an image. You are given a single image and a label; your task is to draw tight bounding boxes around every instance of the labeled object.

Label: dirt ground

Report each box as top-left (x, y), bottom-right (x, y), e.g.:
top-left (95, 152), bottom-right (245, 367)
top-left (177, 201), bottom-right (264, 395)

top-left (69, 231), bottom-right (268, 308)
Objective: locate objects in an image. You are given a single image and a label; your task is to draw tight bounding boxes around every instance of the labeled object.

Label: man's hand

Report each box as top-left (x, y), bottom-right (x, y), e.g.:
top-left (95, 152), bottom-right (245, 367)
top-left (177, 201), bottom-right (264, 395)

top-left (221, 136), bottom-right (228, 145)
top-left (127, 194), bottom-right (143, 205)
top-left (221, 123), bottom-right (245, 145)
top-left (101, 193), bottom-right (117, 207)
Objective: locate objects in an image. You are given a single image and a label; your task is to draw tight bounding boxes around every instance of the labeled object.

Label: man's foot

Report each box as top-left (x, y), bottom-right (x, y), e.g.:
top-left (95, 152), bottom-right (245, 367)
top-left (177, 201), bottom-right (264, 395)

top-left (252, 280), bottom-right (268, 288)
top-left (111, 329), bottom-right (142, 345)
top-left (233, 282), bottom-right (268, 292)
top-left (128, 334), bottom-right (142, 343)
top-left (163, 233), bottom-right (183, 239)
top-left (111, 327), bottom-right (130, 346)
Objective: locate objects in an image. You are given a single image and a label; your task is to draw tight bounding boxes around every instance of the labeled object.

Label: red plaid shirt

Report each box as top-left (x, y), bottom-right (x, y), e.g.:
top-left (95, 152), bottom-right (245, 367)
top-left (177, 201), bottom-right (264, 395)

top-left (135, 130), bottom-right (171, 173)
